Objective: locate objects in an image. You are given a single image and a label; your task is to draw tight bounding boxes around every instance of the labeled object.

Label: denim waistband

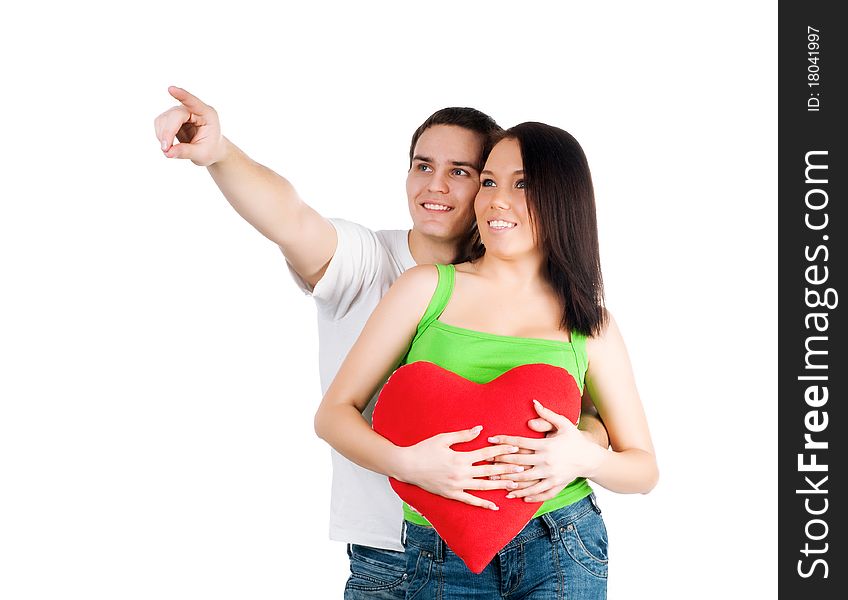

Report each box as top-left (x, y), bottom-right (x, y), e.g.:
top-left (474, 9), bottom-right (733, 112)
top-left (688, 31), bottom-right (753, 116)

top-left (402, 494), bottom-right (601, 562)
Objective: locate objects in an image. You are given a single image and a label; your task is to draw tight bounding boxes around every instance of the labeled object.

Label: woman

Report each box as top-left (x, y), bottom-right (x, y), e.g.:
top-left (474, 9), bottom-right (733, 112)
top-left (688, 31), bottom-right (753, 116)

top-left (315, 122), bottom-right (658, 598)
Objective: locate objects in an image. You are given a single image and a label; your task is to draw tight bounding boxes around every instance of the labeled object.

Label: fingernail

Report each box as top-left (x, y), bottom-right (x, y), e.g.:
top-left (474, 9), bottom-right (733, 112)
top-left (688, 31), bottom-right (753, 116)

top-left (489, 475), bottom-right (500, 480)
top-left (505, 493), bottom-right (515, 499)
top-left (507, 482), bottom-right (518, 489)
top-left (490, 504), bottom-right (499, 511)
top-left (525, 497), bottom-right (534, 502)
top-left (509, 446), bottom-right (519, 453)
top-left (488, 436), bottom-right (499, 443)
top-left (514, 466), bottom-right (524, 473)
top-left (161, 139), bottom-right (168, 150)
top-left (473, 425), bottom-right (483, 432)
top-left (533, 399), bottom-right (541, 406)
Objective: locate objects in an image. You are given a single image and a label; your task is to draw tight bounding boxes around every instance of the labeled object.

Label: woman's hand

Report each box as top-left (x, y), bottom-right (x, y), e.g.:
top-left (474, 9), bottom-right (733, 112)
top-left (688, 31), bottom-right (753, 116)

top-left (487, 416), bottom-right (551, 491)
top-left (488, 400), bottom-right (607, 503)
top-left (488, 409), bottom-right (609, 490)
top-left (396, 425), bottom-right (527, 510)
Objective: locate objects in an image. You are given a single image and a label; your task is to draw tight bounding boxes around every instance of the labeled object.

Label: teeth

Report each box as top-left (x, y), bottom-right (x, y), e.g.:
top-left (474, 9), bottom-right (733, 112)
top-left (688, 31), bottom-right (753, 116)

top-left (423, 203), bottom-right (452, 211)
top-left (488, 220), bottom-right (516, 229)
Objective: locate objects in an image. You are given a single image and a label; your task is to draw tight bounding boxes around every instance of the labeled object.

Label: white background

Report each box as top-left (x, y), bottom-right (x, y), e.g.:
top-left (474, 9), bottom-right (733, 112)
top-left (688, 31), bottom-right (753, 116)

top-left (0, 1), bottom-right (776, 598)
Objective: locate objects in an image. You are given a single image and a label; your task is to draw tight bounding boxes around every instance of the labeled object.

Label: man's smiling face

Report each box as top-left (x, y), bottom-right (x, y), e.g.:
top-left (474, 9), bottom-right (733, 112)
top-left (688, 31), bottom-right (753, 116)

top-left (406, 124), bottom-right (485, 245)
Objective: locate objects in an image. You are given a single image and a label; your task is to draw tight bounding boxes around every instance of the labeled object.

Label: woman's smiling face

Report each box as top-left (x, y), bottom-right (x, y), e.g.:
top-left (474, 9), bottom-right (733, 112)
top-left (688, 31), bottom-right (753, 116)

top-left (475, 137), bottom-right (538, 260)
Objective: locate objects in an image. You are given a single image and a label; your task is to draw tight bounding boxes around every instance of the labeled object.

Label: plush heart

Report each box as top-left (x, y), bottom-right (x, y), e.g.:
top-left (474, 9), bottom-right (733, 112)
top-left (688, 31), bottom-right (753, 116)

top-left (371, 361), bottom-right (581, 574)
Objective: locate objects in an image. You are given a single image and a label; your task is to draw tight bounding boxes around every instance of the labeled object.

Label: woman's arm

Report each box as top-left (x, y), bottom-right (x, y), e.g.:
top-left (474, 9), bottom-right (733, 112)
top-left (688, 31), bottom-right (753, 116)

top-left (582, 312), bottom-right (658, 492)
top-left (490, 312), bottom-right (658, 499)
top-left (314, 265), bottom-right (522, 510)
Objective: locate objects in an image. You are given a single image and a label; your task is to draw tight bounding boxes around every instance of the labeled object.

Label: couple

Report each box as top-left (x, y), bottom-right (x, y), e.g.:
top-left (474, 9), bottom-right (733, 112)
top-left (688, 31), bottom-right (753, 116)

top-left (154, 87), bottom-right (657, 599)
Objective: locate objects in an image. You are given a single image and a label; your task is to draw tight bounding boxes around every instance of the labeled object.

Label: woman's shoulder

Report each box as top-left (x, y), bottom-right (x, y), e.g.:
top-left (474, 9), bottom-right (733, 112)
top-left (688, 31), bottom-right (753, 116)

top-left (584, 308), bottom-right (618, 340)
top-left (383, 265), bottom-right (448, 325)
top-left (396, 264), bottom-right (440, 287)
top-left (387, 264), bottom-right (441, 303)
top-left (584, 309), bottom-right (629, 362)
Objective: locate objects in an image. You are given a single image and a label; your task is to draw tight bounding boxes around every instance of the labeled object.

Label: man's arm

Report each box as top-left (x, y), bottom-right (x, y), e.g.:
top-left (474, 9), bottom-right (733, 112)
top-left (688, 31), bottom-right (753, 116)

top-left (154, 86), bottom-right (336, 287)
top-left (577, 393), bottom-right (610, 449)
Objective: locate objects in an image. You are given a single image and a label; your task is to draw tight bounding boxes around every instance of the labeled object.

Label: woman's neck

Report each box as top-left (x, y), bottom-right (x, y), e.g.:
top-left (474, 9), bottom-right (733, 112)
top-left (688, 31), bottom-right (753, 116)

top-left (470, 252), bottom-right (547, 291)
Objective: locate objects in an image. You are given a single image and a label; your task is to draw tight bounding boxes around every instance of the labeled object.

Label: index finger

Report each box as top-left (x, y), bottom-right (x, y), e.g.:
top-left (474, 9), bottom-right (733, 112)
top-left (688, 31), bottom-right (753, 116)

top-left (527, 417), bottom-right (554, 433)
top-left (466, 443), bottom-right (518, 463)
top-left (486, 435), bottom-right (544, 451)
top-left (168, 86), bottom-right (210, 115)
top-left (154, 105), bottom-right (190, 147)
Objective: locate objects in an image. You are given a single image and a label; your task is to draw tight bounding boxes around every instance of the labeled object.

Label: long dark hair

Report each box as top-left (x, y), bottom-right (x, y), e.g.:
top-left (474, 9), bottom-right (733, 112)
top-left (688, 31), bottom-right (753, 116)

top-left (463, 122), bottom-right (608, 336)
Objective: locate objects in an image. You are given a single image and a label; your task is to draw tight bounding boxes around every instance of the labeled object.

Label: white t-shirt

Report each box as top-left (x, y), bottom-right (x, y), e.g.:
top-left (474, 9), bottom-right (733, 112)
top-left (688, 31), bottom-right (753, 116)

top-left (288, 218), bottom-right (416, 551)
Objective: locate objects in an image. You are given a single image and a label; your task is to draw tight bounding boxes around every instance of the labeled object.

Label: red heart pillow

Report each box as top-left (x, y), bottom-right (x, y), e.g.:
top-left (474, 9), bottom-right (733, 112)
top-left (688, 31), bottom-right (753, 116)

top-left (371, 361), bottom-right (581, 574)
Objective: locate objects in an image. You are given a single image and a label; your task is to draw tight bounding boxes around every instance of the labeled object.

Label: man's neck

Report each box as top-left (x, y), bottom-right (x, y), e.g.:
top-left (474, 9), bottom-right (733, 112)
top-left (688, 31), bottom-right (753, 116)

top-left (407, 229), bottom-right (459, 266)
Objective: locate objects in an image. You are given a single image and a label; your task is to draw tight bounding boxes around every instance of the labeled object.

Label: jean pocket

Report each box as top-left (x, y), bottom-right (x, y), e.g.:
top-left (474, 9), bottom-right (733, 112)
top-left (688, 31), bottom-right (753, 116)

top-left (404, 547), bottom-right (434, 600)
top-left (560, 509), bottom-right (609, 579)
top-left (344, 545), bottom-right (408, 595)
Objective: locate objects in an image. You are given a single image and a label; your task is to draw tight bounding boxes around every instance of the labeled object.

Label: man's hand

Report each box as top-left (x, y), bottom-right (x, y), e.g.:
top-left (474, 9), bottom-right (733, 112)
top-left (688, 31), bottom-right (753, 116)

top-left (154, 86), bottom-right (227, 166)
top-left (153, 86), bottom-right (337, 285)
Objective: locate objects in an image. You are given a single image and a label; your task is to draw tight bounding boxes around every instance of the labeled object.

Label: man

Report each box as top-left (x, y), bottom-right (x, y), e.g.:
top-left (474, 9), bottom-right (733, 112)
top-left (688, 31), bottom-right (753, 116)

top-left (153, 86), bottom-right (609, 599)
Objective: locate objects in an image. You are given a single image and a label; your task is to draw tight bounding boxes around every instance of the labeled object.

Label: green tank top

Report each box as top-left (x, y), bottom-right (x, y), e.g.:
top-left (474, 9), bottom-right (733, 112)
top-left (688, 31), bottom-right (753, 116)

top-left (400, 263), bottom-right (593, 526)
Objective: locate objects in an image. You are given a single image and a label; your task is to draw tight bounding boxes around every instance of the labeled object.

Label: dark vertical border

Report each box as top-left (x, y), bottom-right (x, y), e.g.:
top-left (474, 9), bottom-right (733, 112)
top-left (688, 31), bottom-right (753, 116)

top-left (779, 3), bottom-right (845, 597)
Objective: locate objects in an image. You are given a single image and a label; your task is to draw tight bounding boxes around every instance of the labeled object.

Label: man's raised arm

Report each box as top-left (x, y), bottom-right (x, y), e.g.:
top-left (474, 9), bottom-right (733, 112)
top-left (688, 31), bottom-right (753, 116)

top-left (154, 86), bottom-right (336, 287)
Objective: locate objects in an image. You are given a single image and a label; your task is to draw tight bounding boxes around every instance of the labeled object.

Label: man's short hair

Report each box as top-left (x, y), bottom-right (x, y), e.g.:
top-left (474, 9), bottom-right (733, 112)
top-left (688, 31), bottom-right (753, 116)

top-left (408, 108), bottom-right (502, 170)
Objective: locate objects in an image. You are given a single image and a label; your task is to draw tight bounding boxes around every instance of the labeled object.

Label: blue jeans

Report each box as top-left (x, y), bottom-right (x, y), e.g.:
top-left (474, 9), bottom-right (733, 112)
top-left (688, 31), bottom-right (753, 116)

top-left (402, 494), bottom-right (608, 599)
top-left (344, 543), bottom-right (409, 599)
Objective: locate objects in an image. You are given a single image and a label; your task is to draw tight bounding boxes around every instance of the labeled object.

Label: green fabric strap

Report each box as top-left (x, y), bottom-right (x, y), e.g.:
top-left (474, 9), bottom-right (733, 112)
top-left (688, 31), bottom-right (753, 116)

top-left (409, 263), bottom-right (455, 347)
top-left (569, 330), bottom-right (588, 384)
